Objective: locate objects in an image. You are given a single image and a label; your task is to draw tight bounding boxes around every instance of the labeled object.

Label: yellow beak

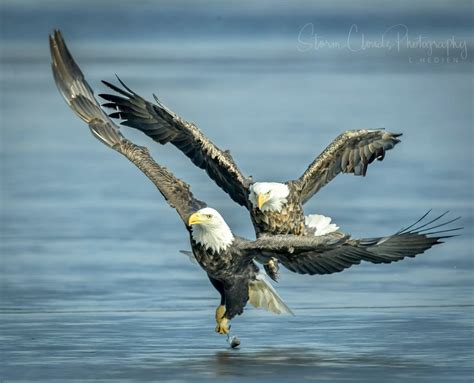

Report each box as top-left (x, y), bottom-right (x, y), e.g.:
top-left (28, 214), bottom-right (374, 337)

top-left (257, 193), bottom-right (268, 209)
top-left (188, 212), bottom-right (206, 225)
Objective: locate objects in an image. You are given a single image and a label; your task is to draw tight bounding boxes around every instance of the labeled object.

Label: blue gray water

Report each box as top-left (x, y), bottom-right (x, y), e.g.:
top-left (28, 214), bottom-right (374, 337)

top-left (1, 1), bottom-right (473, 382)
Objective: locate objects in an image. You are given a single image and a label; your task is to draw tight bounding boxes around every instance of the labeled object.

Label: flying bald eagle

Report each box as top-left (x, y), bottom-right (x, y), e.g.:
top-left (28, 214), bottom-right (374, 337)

top-left (50, 30), bottom-right (459, 338)
top-left (100, 74), bottom-right (401, 280)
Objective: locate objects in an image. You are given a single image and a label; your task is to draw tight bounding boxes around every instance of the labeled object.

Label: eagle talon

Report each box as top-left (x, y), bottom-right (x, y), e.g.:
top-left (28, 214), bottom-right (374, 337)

top-left (264, 258), bottom-right (280, 282)
top-left (215, 305), bottom-right (230, 334)
top-left (216, 317), bottom-right (230, 334)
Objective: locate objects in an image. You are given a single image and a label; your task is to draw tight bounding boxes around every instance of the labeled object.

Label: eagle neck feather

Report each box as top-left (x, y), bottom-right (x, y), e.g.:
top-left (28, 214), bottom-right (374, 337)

top-left (191, 222), bottom-right (234, 253)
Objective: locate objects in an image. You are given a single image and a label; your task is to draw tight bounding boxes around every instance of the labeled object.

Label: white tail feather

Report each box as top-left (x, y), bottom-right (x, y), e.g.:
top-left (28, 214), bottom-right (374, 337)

top-left (248, 272), bottom-right (294, 315)
top-left (305, 214), bottom-right (339, 236)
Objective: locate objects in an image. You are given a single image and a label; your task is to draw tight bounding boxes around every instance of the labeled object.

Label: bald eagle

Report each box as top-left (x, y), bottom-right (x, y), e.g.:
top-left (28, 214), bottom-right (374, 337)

top-left (50, 30), bottom-right (459, 337)
top-left (100, 73), bottom-right (401, 280)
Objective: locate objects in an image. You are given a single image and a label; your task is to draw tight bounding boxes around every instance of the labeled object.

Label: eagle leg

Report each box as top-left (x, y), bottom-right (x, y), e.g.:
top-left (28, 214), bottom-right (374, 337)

top-left (215, 305), bottom-right (230, 334)
top-left (264, 258), bottom-right (280, 282)
top-left (215, 304), bottom-right (227, 333)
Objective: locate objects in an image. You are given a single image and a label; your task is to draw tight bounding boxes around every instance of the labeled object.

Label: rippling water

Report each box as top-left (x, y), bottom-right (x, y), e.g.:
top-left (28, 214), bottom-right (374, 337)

top-left (1, 2), bottom-right (473, 382)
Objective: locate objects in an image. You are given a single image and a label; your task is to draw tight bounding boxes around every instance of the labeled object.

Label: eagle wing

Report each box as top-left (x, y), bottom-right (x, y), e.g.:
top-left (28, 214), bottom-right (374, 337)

top-left (291, 130), bottom-right (402, 205)
top-left (50, 29), bottom-right (206, 224)
top-left (99, 79), bottom-right (251, 207)
top-left (239, 212), bottom-right (460, 275)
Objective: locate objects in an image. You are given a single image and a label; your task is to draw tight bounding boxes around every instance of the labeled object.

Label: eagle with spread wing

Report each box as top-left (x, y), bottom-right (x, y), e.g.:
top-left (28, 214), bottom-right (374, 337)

top-left (100, 71), bottom-right (401, 280)
top-left (50, 30), bottom-right (458, 338)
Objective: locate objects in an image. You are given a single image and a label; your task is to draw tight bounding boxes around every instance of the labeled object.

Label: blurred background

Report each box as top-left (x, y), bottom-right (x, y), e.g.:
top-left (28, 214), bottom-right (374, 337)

top-left (1, 1), bottom-right (472, 382)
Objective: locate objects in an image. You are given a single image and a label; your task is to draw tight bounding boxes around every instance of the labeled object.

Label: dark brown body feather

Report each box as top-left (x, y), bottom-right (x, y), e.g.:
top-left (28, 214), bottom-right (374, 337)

top-left (193, 238), bottom-right (259, 319)
top-left (251, 184), bottom-right (306, 237)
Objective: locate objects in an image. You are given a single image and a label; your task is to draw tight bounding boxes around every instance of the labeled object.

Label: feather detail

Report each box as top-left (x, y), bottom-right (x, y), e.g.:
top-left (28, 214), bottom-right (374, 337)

top-left (248, 272), bottom-right (294, 315)
top-left (305, 214), bottom-right (339, 236)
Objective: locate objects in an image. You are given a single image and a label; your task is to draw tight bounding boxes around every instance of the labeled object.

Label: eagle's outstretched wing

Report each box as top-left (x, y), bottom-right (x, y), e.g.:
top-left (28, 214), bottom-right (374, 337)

top-left (240, 212), bottom-right (460, 275)
top-left (50, 29), bottom-right (206, 224)
top-left (291, 130), bottom-right (402, 205)
top-left (99, 80), bottom-right (252, 207)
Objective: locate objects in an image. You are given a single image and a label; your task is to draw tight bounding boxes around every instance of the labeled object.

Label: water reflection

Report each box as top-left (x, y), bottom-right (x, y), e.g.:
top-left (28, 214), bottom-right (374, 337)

top-left (148, 347), bottom-right (443, 382)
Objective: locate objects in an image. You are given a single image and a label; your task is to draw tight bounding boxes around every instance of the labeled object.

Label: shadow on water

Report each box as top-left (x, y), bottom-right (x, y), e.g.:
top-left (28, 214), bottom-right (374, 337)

top-left (213, 347), bottom-right (426, 370)
top-left (119, 347), bottom-right (451, 383)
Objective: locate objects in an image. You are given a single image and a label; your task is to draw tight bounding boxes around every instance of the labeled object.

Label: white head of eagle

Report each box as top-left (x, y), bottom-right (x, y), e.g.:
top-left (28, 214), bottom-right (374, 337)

top-left (249, 182), bottom-right (290, 212)
top-left (188, 207), bottom-right (234, 253)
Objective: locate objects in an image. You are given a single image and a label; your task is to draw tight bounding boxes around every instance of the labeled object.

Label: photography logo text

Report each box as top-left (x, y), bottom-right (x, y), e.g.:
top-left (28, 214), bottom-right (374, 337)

top-left (297, 23), bottom-right (468, 64)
